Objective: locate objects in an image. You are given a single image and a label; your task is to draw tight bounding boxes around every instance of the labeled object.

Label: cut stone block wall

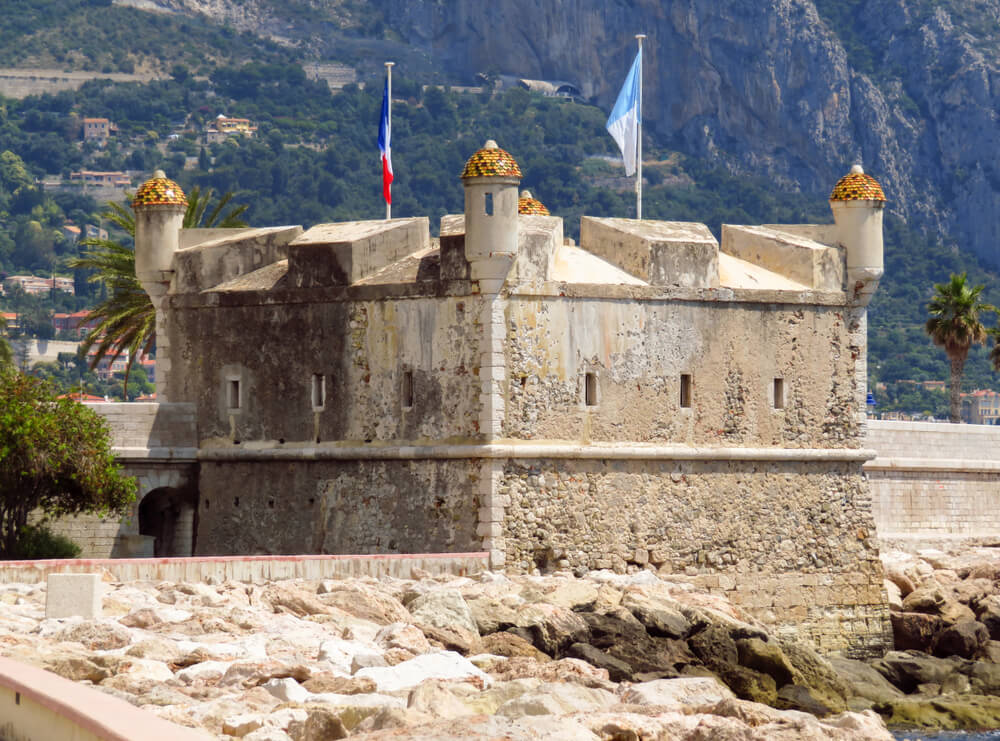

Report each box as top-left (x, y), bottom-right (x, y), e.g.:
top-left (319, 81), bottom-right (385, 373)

top-left (194, 458), bottom-right (483, 557)
top-left (866, 420), bottom-right (1000, 538)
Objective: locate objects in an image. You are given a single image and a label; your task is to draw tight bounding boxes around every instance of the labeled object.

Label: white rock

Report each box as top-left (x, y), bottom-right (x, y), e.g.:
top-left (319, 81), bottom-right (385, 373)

top-left (222, 713), bottom-right (263, 737)
top-left (496, 682), bottom-right (617, 718)
top-left (317, 638), bottom-right (379, 674)
top-left (351, 652), bottom-right (388, 673)
top-left (262, 708), bottom-right (308, 729)
top-left (113, 657), bottom-right (175, 682)
top-left (242, 728), bottom-right (292, 741)
top-left (355, 651), bottom-right (492, 693)
top-left (308, 692), bottom-right (406, 711)
top-left (408, 589), bottom-right (479, 635)
top-left (261, 677), bottom-right (310, 704)
top-left (621, 677), bottom-right (736, 707)
top-left (176, 660), bottom-right (233, 684)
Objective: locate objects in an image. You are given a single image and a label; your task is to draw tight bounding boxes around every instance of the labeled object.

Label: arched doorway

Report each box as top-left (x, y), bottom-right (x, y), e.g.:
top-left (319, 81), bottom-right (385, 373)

top-left (138, 487), bottom-right (195, 556)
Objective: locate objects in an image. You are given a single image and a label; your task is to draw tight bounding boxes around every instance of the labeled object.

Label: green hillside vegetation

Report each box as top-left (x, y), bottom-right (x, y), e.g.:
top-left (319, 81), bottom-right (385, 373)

top-left (0, 63), bottom-right (997, 410)
top-left (0, 0), bottom-right (293, 73)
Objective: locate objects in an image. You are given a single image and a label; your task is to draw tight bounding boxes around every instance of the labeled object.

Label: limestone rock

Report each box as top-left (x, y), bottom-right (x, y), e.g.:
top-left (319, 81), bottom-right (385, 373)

top-left (736, 637), bottom-right (795, 686)
top-left (621, 587), bottom-right (691, 638)
top-left (408, 589), bottom-right (480, 653)
top-left (488, 656), bottom-right (612, 689)
top-left (891, 611), bottom-right (943, 651)
top-left (513, 602), bottom-right (589, 655)
top-left (620, 676), bottom-right (735, 706)
top-left (479, 631), bottom-right (551, 661)
top-left (565, 642), bottom-right (633, 682)
top-left (318, 583), bottom-right (410, 625)
top-left (828, 657), bottom-right (905, 706)
top-left (302, 674), bottom-right (377, 695)
top-left (495, 681), bottom-right (617, 718)
top-left (374, 622), bottom-right (432, 655)
top-left (976, 595), bottom-right (1000, 641)
top-left (55, 620), bottom-right (132, 650)
top-left (872, 650), bottom-right (961, 693)
top-left (931, 620), bottom-right (989, 659)
top-left (355, 651), bottom-right (492, 693)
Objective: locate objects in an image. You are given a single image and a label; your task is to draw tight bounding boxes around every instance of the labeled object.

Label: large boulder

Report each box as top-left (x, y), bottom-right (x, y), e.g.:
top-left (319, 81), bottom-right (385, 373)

top-left (513, 603), bottom-right (589, 655)
top-left (565, 643), bottom-right (633, 682)
top-left (688, 623), bottom-right (738, 671)
top-left (479, 631), bottom-right (551, 661)
top-left (735, 637), bottom-right (795, 686)
top-left (408, 589), bottom-right (481, 654)
top-left (871, 650), bottom-right (961, 693)
top-left (876, 695), bottom-right (1000, 730)
top-left (318, 583), bottom-right (411, 625)
top-left (931, 620), bottom-right (990, 659)
top-left (55, 620), bottom-right (132, 651)
top-left (620, 676), bottom-right (735, 707)
top-left (718, 664), bottom-right (778, 705)
top-left (891, 611), bottom-right (943, 651)
top-left (620, 587), bottom-right (691, 638)
top-left (828, 657), bottom-right (905, 707)
top-left (901, 586), bottom-right (975, 625)
top-left (975, 594), bottom-right (1000, 640)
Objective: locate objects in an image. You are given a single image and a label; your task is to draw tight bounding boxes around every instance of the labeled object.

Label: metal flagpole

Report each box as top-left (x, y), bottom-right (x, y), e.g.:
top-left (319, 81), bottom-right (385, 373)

top-left (385, 61), bottom-right (394, 221)
top-left (635, 34), bottom-right (645, 220)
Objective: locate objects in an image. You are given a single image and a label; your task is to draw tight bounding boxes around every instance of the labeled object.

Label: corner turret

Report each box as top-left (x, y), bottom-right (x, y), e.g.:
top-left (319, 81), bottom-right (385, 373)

top-left (830, 164), bottom-right (885, 306)
top-left (461, 140), bottom-right (521, 292)
top-left (133, 169), bottom-right (187, 400)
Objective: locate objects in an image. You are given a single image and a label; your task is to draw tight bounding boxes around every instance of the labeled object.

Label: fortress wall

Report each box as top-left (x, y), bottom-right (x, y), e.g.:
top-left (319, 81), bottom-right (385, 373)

top-left (505, 296), bottom-right (862, 448)
top-left (499, 457), bottom-right (890, 658)
top-left (168, 296), bottom-right (484, 445)
top-left (193, 458), bottom-right (483, 557)
top-left (866, 420), bottom-right (1000, 539)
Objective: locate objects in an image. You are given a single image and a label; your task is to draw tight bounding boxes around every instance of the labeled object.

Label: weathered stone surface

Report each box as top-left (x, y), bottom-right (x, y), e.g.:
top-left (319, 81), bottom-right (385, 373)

top-left (620, 587), bottom-right (691, 639)
top-left (55, 620), bottom-right (132, 651)
top-left (931, 620), bottom-right (989, 659)
top-left (891, 611), bottom-right (943, 651)
top-left (564, 642), bottom-right (633, 682)
top-left (513, 602), bottom-right (589, 655)
top-left (620, 676), bottom-right (735, 706)
top-left (355, 651), bottom-right (492, 693)
top-left (495, 681), bottom-right (617, 718)
top-left (736, 637), bottom-right (795, 686)
top-left (976, 595), bottom-right (1000, 641)
top-left (478, 631), bottom-right (551, 661)
top-left (719, 664), bottom-right (779, 705)
top-left (828, 657), bottom-right (905, 706)
top-left (318, 584), bottom-right (410, 626)
top-left (872, 651), bottom-right (961, 693)
top-left (408, 589), bottom-right (480, 653)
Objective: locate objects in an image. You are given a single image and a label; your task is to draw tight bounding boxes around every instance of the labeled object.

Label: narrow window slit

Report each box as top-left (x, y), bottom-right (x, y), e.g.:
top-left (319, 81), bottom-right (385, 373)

top-left (228, 379), bottom-right (241, 410)
top-left (680, 374), bottom-right (692, 408)
top-left (585, 372), bottom-right (598, 407)
top-left (402, 370), bottom-right (414, 409)
top-left (311, 373), bottom-right (325, 410)
top-left (773, 378), bottom-right (785, 409)
top-left (484, 192), bottom-right (494, 216)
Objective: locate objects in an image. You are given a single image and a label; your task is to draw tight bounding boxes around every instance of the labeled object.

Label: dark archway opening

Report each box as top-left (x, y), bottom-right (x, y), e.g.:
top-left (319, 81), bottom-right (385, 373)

top-left (138, 487), bottom-right (185, 556)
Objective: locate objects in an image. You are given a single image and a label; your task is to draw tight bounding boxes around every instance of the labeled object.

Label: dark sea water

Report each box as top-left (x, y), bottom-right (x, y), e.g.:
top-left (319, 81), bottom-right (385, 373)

top-left (892, 732), bottom-right (1000, 741)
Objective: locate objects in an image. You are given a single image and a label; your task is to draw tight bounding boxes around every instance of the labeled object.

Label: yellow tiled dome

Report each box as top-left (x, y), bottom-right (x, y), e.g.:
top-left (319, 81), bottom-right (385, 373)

top-left (132, 170), bottom-right (188, 209)
top-left (518, 190), bottom-right (549, 215)
top-left (461, 140), bottom-right (522, 179)
top-left (830, 165), bottom-right (886, 202)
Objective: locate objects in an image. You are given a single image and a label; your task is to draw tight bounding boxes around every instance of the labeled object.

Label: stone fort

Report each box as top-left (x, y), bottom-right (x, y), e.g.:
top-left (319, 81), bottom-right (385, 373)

top-left (60, 144), bottom-right (898, 658)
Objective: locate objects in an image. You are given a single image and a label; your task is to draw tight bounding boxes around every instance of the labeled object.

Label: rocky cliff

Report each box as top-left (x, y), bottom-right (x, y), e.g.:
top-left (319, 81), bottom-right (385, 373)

top-left (116, 0), bottom-right (1000, 268)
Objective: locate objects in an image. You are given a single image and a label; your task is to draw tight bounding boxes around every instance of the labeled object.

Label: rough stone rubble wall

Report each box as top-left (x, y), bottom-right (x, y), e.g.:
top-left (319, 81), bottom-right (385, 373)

top-left (867, 420), bottom-right (1000, 538)
top-left (499, 457), bottom-right (889, 658)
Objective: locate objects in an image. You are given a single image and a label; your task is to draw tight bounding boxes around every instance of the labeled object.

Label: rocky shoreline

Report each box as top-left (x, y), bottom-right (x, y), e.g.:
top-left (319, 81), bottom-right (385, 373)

top-left (0, 546), bottom-right (998, 739)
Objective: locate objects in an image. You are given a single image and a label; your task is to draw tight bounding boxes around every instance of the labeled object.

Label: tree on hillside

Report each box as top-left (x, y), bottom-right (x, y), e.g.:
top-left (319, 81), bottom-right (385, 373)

top-left (0, 315), bottom-right (11, 370)
top-left (67, 187), bottom-right (248, 396)
top-left (0, 368), bottom-right (135, 558)
top-left (925, 273), bottom-right (991, 422)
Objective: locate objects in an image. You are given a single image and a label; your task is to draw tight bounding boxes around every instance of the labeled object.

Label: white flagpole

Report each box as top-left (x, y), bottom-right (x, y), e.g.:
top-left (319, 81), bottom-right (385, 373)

top-left (385, 61), bottom-right (394, 221)
top-left (635, 34), bottom-right (645, 220)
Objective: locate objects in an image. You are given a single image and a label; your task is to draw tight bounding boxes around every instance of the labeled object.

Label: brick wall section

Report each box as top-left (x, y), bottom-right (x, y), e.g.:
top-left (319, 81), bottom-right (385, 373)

top-left (866, 420), bottom-right (1000, 537)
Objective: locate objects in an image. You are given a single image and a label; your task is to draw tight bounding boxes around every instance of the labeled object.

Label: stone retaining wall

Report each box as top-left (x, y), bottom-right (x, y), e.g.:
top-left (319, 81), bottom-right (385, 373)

top-left (866, 420), bottom-right (1000, 539)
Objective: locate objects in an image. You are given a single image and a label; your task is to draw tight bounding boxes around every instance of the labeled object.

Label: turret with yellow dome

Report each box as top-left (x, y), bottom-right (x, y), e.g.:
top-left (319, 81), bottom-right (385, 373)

top-left (461, 140), bottom-right (521, 288)
top-left (830, 164), bottom-right (885, 305)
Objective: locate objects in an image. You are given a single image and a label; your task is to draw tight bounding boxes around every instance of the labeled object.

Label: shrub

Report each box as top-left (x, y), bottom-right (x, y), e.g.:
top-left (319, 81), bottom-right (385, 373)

top-left (13, 524), bottom-right (82, 560)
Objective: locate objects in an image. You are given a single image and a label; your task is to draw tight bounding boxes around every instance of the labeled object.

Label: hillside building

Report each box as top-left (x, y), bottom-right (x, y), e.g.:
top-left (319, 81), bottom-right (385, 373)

top-left (962, 389), bottom-right (1000, 425)
top-left (118, 151), bottom-right (892, 657)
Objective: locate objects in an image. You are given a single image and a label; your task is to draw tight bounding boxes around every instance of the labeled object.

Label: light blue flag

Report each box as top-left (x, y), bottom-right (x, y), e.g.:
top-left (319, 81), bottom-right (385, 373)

top-left (606, 48), bottom-right (641, 176)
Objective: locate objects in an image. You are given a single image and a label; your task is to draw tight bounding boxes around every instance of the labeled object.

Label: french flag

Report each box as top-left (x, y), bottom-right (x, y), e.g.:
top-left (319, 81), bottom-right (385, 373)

top-left (378, 79), bottom-right (393, 205)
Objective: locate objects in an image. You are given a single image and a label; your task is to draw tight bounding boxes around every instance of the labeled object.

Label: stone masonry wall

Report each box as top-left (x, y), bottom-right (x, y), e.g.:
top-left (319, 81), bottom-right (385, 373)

top-left (866, 420), bottom-right (1000, 538)
top-left (499, 457), bottom-right (890, 658)
top-left (505, 296), bottom-right (861, 448)
top-left (168, 295), bottom-right (485, 445)
top-left (195, 459), bottom-right (482, 556)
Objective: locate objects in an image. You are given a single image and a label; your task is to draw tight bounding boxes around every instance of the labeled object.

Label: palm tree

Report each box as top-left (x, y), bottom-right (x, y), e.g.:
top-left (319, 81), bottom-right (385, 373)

top-left (68, 187), bottom-right (248, 397)
top-left (925, 273), bottom-right (990, 423)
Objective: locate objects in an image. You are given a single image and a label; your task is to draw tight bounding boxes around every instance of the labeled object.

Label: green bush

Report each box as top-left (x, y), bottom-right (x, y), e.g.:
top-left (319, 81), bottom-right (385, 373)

top-left (13, 524), bottom-right (82, 560)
